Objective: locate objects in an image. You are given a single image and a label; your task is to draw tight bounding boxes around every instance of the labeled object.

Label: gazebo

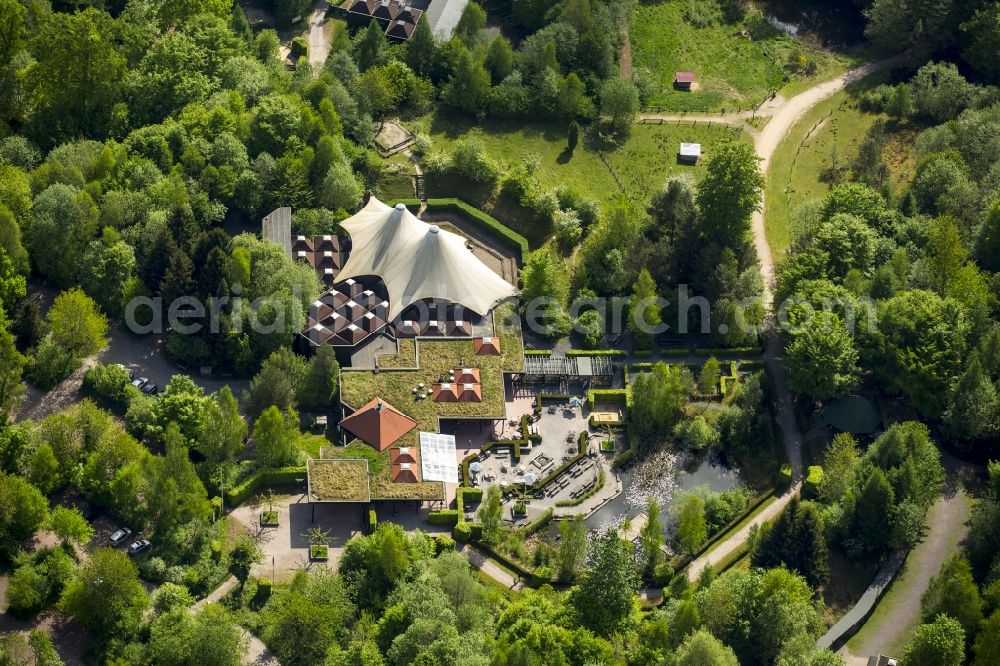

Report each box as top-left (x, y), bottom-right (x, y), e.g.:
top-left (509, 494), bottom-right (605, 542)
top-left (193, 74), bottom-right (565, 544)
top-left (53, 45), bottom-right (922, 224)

top-left (816, 395), bottom-right (881, 435)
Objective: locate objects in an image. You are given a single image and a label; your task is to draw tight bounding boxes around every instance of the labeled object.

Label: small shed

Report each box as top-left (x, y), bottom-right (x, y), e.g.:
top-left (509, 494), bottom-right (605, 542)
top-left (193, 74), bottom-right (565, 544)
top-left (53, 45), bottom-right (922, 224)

top-left (678, 143), bottom-right (701, 164)
top-left (674, 71), bottom-right (695, 90)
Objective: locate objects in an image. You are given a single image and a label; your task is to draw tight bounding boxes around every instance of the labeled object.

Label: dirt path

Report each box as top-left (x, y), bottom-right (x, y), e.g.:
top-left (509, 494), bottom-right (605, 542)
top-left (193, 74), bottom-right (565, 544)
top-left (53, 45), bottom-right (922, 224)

top-left (841, 457), bottom-right (974, 661)
top-left (618, 23), bottom-right (632, 78)
top-left (679, 61), bottom-right (896, 580)
top-left (750, 59), bottom-right (895, 303)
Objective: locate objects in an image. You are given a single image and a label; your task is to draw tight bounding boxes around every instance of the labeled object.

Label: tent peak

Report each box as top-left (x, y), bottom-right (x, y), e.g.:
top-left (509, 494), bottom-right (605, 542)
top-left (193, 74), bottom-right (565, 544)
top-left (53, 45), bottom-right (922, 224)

top-left (394, 202), bottom-right (406, 210)
top-left (428, 225), bottom-right (440, 234)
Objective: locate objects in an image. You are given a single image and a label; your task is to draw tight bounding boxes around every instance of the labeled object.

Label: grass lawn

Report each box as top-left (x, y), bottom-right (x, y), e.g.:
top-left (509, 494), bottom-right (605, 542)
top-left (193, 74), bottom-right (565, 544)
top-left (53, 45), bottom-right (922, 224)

top-left (416, 111), bottom-right (749, 245)
top-left (376, 152), bottom-right (416, 201)
top-left (630, 2), bottom-right (851, 112)
top-left (765, 89), bottom-right (881, 263)
top-left (377, 339), bottom-right (417, 368)
top-left (307, 458), bottom-right (371, 501)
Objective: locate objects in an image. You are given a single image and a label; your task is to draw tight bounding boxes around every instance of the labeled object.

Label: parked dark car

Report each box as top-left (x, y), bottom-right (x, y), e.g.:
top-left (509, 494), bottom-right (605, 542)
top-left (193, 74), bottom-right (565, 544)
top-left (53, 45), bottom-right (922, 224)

top-left (142, 383), bottom-right (158, 396)
top-left (127, 539), bottom-right (151, 556)
top-left (109, 527), bottom-right (132, 545)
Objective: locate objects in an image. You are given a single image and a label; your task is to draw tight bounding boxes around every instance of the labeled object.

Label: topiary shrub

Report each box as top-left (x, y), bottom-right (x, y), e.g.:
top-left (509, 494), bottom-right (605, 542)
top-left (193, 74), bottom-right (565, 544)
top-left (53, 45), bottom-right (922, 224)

top-left (454, 522), bottom-right (473, 543)
top-left (803, 465), bottom-right (823, 498)
top-left (435, 534), bottom-right (455, 554)
top-left (779, 463), bottom-right (793, 487)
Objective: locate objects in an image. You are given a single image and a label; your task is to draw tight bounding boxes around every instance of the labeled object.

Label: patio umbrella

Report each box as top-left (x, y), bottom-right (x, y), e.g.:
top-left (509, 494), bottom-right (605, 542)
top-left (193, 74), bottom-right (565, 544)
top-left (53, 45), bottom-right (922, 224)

top-left (470, 461), bottom-right (483, 473)
top-left (523, 472), bottom-right (538, 484)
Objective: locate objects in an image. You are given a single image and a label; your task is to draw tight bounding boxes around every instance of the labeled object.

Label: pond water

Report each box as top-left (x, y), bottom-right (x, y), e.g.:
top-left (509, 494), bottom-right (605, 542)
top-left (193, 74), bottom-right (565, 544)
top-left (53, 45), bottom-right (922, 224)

top-left (584, 449), bottom-right (741, 538)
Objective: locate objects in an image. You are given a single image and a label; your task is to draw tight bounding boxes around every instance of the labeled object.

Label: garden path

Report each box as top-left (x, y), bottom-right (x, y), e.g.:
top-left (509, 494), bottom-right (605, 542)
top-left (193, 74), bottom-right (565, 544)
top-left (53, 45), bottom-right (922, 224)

top-left (839, 453), bottom-right (975, 661)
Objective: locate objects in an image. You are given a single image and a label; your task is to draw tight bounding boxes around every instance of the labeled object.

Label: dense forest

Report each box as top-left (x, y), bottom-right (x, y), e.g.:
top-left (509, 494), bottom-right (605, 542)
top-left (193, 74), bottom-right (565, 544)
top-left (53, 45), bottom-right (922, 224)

top-left (2, 0), bottom-right (1000, 665)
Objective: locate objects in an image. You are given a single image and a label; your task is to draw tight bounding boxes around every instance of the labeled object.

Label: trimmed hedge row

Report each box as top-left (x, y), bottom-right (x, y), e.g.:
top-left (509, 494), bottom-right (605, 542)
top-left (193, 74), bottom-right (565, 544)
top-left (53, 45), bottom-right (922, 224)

top-left (425, 198), bottom-right (530, 263)
top-left (367, 508), bottom-right (377, 534)
top-left (587, 389), bottom-right (628, 410)
top-left (661, 348), bottom-right (692, 357)
top-left (566, 349), bottom-right (628, 357)
top-left (521, 508), bottom-right (554, 537)
top-left (694, 346), bottom-right (763, 356)
top-left (226, 467), bottom-right (306, 506)
top-left (455, 521), bottom-right (483, 542)
top-left (524, 349), bottom-right (552, 356)
top-left (428, 509), bottom-right (460, 526)
top-left (457, 486), bottom-right (483, 516)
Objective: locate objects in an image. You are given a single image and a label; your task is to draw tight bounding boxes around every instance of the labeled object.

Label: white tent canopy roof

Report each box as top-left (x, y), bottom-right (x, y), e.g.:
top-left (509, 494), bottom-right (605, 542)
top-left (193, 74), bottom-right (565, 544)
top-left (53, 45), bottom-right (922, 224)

top-left (336, 197), bottom-right (518, 321)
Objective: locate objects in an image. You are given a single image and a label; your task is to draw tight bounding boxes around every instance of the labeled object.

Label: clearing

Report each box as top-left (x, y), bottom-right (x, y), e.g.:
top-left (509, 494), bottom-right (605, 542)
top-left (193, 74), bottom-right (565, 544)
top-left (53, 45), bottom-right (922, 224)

top-left (630, 1), bottom-right (850, 112)
top-left (763, 88), bottom-right (882, 263)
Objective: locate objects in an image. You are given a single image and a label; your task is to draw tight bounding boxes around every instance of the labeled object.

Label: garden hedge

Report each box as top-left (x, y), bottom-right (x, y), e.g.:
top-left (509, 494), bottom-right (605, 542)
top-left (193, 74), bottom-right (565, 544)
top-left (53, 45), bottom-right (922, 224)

top-left (694, 346), bottom-right (763, 356)
top-left (587, 389), bottom-right (628, 410)
top-left (524, 349), bottom-right (552, 356)
top-left (367, 508), bottom-right (377, 534)
top-left (428, 509), bottom-right (460, 526)
top-left (804, 466), bottom-right (823, 498)
top-left (566, 349), bottom-right (627, 357)
top-left (454, 521), bottom-right (483, 542)
top-left (425, 198), bottom-right (530, 263)
top-left (226, 466), bottom-right (306, 506)
top-left (456, 486), bottom-right (483, 516)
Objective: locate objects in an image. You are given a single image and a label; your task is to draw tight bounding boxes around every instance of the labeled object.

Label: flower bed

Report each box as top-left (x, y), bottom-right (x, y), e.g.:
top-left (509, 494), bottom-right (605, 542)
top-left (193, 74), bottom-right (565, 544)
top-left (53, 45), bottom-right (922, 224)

top-left (309, 545), bottom-right (329, 561)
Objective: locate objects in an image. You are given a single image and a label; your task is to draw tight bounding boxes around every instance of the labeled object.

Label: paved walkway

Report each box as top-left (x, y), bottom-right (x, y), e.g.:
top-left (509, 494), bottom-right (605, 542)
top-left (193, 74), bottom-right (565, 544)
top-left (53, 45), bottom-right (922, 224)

top-left (841, 454), bottom-right (975, 661)
top-left (305, 1), bottom-right (333, 67)
top-left (457, 543), bottom-right (526, 592)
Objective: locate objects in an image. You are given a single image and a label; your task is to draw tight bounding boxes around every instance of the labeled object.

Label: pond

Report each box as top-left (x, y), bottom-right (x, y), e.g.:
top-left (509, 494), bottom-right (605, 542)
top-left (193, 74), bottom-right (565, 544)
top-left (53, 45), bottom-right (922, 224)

top-left (585, 449), bottom-right (741, 538)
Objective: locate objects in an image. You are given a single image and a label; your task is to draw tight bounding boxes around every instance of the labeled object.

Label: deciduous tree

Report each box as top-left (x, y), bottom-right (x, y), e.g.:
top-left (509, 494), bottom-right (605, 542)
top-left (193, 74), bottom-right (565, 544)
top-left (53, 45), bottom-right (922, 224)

top-left (59, 547), bottom-right (149, 639)
top-left (569, 529), bottom-right (638, 635)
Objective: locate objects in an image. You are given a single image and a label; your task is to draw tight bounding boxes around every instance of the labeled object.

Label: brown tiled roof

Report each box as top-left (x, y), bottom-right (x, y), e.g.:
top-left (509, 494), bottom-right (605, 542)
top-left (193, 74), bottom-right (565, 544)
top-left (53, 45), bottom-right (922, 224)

top-left (453, 367), bottom-right (480, 384)
top-left (339, 397), bottom-right (417, 451)
top-left (390, 446), bottom-right (417, 464)
top-left (386, 18), bottom-right (416, 39)
top-left (391, 461), bottom-right (418, 483)
top-left (458, 382), bottom-right (482, 402)
top-left (473, 336), bottom-right (501, 356)
top-left (348, 0), bottom-right (378, 15)
top-left (432, 382), bottom-right (458, 402)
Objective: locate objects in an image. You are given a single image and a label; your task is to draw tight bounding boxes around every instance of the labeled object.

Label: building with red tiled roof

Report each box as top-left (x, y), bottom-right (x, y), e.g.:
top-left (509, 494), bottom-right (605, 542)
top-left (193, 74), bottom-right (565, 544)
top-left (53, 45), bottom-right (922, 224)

top-left (339, 397), bottom-right (417, 451)
top-left (457, 382), bottom-right (482, 402)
